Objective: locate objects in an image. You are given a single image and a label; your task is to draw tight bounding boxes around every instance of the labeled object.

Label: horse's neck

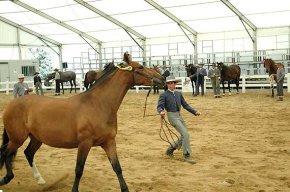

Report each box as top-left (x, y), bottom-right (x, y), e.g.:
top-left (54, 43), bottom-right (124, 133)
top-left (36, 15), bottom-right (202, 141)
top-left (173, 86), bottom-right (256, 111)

top-left (89, 70), bottom-right (133, 111)
top-left (270, 63), bottom-right (277, 74)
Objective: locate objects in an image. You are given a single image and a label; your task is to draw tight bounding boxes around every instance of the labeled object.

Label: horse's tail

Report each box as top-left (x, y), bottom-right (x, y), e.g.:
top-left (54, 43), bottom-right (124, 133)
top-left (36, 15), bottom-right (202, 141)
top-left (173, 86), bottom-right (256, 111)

top-left (0, 128), bottom-right (9, 169)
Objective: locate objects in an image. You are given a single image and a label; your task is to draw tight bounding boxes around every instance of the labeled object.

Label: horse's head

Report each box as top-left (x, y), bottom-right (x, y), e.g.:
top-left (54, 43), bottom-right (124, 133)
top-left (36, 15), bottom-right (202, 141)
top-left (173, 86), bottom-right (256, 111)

top-left (263, 58), bottom-right (272, 73)
top-left (185, 64), bottom-right (196, 77)
top-left (123, 51), bottom-right (132, 64)
top-left (44, 72), bottom-right (55, 86)
top-left (217, 62), bottom-right (224, 71)
top-left (125, 61), bottom-right (165, 88)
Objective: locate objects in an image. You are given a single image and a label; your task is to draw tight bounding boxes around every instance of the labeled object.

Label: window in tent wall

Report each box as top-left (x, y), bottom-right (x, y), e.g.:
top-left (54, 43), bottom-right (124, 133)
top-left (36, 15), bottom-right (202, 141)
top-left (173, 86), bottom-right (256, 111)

top-left (276, 35), bottom-right (288, 49)
top-left (257, 36), bottom-right (276, 50)
top-left (150, 44), bottom-right (168, 57)
top-left (169, 43), bottom-right (177, 56)
top-left (178, 42), bottom-right (194, 55)
top-left (202, 40), bottom-right (213, 54)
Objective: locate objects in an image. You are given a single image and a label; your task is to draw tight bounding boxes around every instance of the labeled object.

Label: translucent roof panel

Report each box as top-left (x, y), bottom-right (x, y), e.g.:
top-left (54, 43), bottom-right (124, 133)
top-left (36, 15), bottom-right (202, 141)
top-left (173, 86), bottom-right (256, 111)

top-left (0, 0), bottom-right (290, 46)
top-left (85, 0), bottom-right (154, 14)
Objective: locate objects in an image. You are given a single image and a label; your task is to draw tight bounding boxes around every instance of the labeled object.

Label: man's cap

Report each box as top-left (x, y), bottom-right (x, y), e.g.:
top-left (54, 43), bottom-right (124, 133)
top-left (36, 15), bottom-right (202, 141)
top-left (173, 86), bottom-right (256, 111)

top-left (18, 74), bottom-right (25, 79)
top-left (166, 76), bottom-right (181, 83)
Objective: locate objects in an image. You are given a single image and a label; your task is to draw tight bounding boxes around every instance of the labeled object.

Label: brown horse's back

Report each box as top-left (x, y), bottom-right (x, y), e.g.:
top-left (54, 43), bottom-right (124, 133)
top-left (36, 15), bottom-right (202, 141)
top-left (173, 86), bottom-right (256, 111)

top-left (221, 64), bottom-right (240, 80)
top-left (228, 64), bottom-right (241, 79)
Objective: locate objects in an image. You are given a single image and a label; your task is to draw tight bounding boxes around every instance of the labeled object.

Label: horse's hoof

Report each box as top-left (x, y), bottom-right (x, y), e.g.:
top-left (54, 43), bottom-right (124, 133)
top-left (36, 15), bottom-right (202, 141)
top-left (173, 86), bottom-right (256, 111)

top-left (37, 178), bottom-right (46, 185)
top-left (228, 93), bottom-right (231, 96)
top-left (222, 94), bottom-right (225, 96)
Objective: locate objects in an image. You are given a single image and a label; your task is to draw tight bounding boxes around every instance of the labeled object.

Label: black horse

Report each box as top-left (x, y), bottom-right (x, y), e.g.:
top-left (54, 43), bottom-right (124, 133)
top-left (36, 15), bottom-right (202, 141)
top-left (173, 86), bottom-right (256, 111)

top-left (44, 71), bottom-right (77, 94)
top-left (185, 64), bottom-right (197, 95)
top-left (217, 62), bottom-right (241, 95)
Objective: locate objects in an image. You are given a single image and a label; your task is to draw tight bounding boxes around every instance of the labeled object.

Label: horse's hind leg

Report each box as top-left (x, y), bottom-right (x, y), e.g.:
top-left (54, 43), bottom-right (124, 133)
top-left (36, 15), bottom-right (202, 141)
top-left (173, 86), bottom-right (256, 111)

top-left (236, 78), bottom-right (240, 94)
top-left (0, 129), bottom-right (23, 185)
top-left (24, 136), bottom-right (45, 184)
top-left (102, 139), bottom-right (128, 192)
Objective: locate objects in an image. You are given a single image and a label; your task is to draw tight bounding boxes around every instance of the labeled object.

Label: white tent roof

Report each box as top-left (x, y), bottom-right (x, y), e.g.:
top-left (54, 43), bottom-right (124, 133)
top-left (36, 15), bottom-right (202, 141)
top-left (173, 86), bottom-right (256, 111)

top-left (0, 0), bottom-right (290, 45)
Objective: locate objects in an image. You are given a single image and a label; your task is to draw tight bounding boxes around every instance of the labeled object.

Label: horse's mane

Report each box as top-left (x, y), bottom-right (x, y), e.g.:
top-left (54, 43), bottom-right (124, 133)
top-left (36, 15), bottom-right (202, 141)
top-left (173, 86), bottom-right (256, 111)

top-left (84, 62), bottom-right (132, 92)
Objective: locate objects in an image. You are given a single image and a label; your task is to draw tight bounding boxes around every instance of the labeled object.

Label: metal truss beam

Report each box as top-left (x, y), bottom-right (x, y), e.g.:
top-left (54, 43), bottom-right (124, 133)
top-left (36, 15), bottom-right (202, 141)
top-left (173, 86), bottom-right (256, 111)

top-left (0, 15), bottom-right (61, 46)
top-left (145, 0), bottom-right (197, 36)
top-left (220, 0), bottom-right (257, 31)
top-left (74, 0), bottom-right (146, 41)
top-left (11, 0), bottom-right (102, 45)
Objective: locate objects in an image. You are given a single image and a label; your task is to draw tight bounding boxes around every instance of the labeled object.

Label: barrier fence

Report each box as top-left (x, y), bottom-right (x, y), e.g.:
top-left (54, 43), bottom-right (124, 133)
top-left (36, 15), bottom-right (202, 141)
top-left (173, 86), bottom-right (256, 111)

top-left (1, 73), bottom-right (289, 95)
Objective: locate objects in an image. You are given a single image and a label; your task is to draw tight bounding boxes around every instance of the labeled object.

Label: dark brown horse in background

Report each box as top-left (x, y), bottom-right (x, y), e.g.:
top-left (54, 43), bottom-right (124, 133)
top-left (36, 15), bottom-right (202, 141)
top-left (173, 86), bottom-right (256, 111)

top-left (263, 58), bottom-right (278, 97)
top-left (217, 62), bottom-right (241, 96)
top-left (152, 64), bottom-right (162, 94)
top-left (0, 56), bottom-right (165, 192)
top-left (84, 63), bottom-right (114, 90)
top-left (185, 64), bottom-right (198, 95)
top-left (84, 70), bottom-right (101, 90)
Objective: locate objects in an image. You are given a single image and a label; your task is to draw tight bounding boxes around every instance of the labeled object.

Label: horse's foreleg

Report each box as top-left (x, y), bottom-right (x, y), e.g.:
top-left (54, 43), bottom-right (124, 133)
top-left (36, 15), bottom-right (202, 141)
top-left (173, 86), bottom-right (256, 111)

top-left (102, 139), bottom-right (128, 192)
top-left (74, 80), bottom-right (77, 93)
top-left (191, 81), bottom-right (195, 95)
top-left (24, 137), bottom-right (45, 184)
top-left (61, 83), bottom-right (64, 94)
top-left (72, 141), bottom-right (92, 192)
top-left (69, 81), bottom-right (73, 93)
top-left (222, 81), bottom-right (226, 96)
top-left (228, 81), bottom-right (231, 96)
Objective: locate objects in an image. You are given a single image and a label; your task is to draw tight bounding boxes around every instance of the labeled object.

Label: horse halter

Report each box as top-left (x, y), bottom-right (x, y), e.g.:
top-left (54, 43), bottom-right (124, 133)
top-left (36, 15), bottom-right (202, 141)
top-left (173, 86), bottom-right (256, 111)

top-left (116, 64), bottom-right (159, 86)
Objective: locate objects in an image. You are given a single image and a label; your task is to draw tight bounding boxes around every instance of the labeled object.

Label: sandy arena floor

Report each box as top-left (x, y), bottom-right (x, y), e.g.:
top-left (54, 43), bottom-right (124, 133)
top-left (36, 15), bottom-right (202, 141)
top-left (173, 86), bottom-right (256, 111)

top-left (0, 89), bottom-right (289, 192)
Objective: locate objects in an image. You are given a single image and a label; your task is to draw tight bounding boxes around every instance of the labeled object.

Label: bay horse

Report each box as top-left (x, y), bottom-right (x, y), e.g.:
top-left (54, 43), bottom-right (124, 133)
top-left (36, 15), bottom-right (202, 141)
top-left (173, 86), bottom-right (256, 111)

top-left (217, 62), bottom-right (241, 96)
top-left (84, 70), bottom-right (100, 90)
top-left (84, 63), bottom-right (114, 90)
top-left (185, 64), bottom-right (197, 95)
top-left (44, 71), bottom-right (77, 94)
top-left (0, 59), bottom-right (164, 191)
top-left (263, 58), bottom-right (278, 97)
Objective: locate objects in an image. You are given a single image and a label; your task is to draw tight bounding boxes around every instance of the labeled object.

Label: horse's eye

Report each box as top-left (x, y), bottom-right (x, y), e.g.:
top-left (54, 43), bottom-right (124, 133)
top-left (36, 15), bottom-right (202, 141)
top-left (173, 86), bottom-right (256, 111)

top-left (138, 66), bottom-right (144, 69)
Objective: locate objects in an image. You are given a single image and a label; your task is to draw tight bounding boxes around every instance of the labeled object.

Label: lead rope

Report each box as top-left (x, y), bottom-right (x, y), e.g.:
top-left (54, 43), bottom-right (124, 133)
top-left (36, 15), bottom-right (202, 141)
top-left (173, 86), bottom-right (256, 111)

top-left (142, 83), bottom-right (179, 148)
top-left (160, 117), bottom-right (180, 148)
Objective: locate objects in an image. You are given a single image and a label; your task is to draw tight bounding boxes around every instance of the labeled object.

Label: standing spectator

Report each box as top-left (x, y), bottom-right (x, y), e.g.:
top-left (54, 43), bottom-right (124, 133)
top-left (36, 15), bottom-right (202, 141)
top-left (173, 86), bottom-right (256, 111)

top-left (195, 64), bottom-right (207, 96)
top-left (157, 76), bottom-right (201, 164)
top-left (13, 74), bottom-right (32, 98)
top-left (276, 63), bottom-right (285, 101)
top-left (208, 63), bottom-right (221, 98)
top-left (34, 72), bottom-right (44, 95)
top-left (54, 68), bottom-right (61, 96)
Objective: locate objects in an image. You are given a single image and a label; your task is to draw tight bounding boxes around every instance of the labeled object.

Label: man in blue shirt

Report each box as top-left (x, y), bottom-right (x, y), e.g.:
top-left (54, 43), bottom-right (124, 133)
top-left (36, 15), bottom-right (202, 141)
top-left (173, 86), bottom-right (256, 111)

top-left (157, 76), bottom-right (201, 164)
